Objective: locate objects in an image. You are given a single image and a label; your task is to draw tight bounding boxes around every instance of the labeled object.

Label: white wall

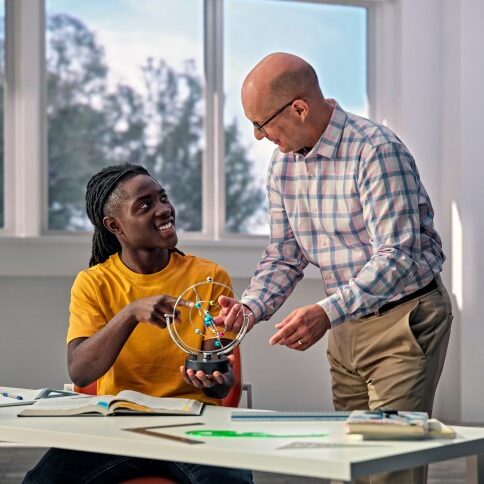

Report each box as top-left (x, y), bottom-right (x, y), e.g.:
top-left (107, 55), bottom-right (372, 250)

top-left (2, 0), bottom-right (484, 421)
top-left (0, 276), bottom-right (72, 389)
top-left (377, 0), bottom-right (484, 423)
top-left (454, 0), bottom-right (484, 423)
top-left (439, 0), bottom-right (462, 422)
top-left (232, 278), bottom-right (333, 411)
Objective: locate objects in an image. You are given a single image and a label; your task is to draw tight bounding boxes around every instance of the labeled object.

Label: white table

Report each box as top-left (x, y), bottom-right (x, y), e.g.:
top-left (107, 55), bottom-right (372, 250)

top-left (1, 387), bottom-right (484, 483)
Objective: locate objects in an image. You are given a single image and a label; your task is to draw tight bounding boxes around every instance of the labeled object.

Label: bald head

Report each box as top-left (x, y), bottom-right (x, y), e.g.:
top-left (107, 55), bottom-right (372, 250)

top-left (241, 53), bottom-right (331, 153)
top-left (242, 53), bottom-right (322, 110)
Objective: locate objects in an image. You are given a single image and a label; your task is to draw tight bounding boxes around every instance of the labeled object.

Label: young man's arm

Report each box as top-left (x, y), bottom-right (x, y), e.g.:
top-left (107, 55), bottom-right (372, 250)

top-left (68, 294), bottom-right (191, 387)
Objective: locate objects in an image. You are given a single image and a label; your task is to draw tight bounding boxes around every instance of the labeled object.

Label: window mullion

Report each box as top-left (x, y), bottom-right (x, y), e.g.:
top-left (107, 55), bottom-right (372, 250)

top-left (203, 0), bottom-right (224, 240)
top-left (367, 0), bottom-right (398, 125)
top-left (6, 0), bottom-right (45, 237)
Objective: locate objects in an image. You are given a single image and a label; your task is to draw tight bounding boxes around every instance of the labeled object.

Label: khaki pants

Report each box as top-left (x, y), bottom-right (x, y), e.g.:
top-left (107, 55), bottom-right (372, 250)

top-left (327, 280), bottom-right (453, 484)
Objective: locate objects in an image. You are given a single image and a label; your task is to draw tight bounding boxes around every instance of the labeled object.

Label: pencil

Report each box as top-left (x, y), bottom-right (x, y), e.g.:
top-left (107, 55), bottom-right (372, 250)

top-left (1, 392), bottom-right (23, 400)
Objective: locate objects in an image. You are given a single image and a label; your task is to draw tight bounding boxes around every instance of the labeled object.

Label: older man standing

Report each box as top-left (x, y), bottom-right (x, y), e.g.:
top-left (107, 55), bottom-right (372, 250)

top-left (217, 52), bottom-right (452, 483)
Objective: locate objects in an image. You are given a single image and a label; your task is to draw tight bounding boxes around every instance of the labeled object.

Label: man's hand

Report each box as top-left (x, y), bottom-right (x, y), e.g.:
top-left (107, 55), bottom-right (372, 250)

top-left (269, 304), bottom-right (331, 350)
top-left (126, 295), bottom-right (193, 328)
top-left (180, 354), bottom-right (235, 389)
top-left (213, 296), bottom-right (255, 333)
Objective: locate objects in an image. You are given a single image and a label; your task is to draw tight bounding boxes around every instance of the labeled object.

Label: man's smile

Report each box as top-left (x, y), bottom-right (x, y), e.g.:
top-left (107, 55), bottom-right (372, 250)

top-left (156, 216), bottom-right (175, 232)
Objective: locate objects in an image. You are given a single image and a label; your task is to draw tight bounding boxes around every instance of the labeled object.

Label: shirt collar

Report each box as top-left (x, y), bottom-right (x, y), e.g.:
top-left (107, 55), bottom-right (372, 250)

top-left (299, 99), bottom-right (347, 160)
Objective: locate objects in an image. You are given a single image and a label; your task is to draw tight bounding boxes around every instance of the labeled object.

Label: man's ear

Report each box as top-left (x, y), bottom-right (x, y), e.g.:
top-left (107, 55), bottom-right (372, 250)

top-left (103, 216), bottom-right (122, 235)
top-left (293, 99), bottom-right (309, 121)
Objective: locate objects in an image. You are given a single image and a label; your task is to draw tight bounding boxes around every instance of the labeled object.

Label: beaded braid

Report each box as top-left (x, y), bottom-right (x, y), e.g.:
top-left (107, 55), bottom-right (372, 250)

top-left (85, 164), bottom-right (184, 267)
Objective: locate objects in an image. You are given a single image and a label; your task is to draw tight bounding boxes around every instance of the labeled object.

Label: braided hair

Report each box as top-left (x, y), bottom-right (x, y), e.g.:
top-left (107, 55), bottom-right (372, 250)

top-left (86, 164), bottom-right (148, 267)
top-left (85, 163), bottom-right (183, 267)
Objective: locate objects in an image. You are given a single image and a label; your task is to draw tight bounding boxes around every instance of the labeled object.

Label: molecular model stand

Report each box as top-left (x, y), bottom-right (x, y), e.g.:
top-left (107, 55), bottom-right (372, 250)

top-left (166, 277), bottom-right (249, 374)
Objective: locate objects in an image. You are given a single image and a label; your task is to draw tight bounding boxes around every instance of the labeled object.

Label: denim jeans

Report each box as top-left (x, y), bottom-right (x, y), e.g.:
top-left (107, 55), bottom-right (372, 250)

top-left (23, 448), bottom-right (254, 484)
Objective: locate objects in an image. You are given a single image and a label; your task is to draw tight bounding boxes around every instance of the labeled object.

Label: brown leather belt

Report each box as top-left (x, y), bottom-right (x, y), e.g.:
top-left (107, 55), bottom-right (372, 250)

top-left (372, 278), bottom-right (439, 317)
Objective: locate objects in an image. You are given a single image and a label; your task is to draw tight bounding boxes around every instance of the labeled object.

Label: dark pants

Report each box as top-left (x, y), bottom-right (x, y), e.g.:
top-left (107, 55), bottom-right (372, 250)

top-left (23, 448), bottom-right (254, 484)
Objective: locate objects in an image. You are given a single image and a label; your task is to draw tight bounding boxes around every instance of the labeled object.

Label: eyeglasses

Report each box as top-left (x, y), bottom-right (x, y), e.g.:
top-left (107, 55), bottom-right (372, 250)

top-left (252, 99), bottom-right (296, 134)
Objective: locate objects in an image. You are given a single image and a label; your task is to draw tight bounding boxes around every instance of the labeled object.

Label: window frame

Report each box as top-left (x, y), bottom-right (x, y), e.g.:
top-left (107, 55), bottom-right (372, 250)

top-left (0, 0), bottom-right (380, 276)
top-left (3, 0), bottom-right (46, 237)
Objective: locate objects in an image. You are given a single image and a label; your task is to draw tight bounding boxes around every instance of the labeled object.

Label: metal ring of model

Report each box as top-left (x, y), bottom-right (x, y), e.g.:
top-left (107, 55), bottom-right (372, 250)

top-left (166, 277), bottom-right (249, 359)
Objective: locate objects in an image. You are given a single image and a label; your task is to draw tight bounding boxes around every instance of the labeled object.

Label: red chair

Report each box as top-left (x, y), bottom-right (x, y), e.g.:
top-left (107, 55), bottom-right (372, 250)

top-left (73, 346), bottom-right (247, 484)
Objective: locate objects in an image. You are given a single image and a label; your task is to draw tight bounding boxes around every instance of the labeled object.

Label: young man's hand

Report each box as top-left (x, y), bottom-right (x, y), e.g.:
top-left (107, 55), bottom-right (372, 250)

top-left (126, 295), bottom-right (193, 328)
top-left (180, 354), bottom-right (235, 391)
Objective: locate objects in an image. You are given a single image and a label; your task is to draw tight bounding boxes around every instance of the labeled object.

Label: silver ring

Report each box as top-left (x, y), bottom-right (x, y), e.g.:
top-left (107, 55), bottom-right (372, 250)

top-left (297, 339), bottom-right (303, 346)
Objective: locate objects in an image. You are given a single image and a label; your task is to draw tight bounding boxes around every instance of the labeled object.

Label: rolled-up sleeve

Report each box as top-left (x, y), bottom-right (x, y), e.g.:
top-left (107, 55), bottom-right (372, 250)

top-left (242, 162), bottom-right (308, 321)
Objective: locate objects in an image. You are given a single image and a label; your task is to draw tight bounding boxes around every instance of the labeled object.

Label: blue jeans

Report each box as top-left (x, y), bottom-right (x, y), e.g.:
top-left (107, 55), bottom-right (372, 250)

top-left (23, 448), bottom-right (254, 484)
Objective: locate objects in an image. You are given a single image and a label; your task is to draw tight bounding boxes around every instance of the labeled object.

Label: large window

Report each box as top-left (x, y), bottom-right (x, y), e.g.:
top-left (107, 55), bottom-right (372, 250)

top-left (224, 0), bottom-right (368, 234)
top-left (46, 0), bottom-right (204, 231)
top-left (2, 0), bottom-right (370, 240)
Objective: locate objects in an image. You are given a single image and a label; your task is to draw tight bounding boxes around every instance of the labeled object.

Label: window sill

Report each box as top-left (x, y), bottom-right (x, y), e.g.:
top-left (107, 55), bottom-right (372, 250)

top-left (0, 235), bottom-right (322, 279)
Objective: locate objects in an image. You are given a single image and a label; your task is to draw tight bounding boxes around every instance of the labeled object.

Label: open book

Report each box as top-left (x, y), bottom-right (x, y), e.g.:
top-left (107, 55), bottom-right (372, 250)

top-left (345, 410), bottom-right (455, 440)
top-left (18, 390), bottom-right (204, 417)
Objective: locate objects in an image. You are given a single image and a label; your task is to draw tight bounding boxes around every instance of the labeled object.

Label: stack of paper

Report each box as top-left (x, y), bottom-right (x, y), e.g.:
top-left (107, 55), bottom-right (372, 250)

top-left (345, 410), bottom-right (456, 440)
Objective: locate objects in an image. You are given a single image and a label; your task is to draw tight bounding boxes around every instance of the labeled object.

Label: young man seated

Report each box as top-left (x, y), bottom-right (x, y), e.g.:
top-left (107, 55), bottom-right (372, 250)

top-left (23, 164), bottom-right (253, 484)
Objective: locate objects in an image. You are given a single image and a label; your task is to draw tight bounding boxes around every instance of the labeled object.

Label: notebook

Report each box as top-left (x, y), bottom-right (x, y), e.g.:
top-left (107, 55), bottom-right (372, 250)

top-left (18, 390), bottom-right (204, 417)
top-left (0, 393), bottom-right (37, 407)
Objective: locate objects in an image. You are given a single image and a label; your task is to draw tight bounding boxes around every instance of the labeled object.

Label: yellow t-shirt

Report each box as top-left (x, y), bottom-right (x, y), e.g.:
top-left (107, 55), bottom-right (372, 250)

top-left (67, 251), bottom-right (234, 405)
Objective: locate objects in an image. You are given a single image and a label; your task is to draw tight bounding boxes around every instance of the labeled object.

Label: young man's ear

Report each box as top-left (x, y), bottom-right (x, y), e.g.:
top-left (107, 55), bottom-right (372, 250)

top-left (103, 216), bottom-right (122, 235)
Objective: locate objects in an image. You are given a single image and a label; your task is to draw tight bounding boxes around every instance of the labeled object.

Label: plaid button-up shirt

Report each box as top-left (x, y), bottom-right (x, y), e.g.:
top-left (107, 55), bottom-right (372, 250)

top-left (242, 100), bottom-right (445, 326)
